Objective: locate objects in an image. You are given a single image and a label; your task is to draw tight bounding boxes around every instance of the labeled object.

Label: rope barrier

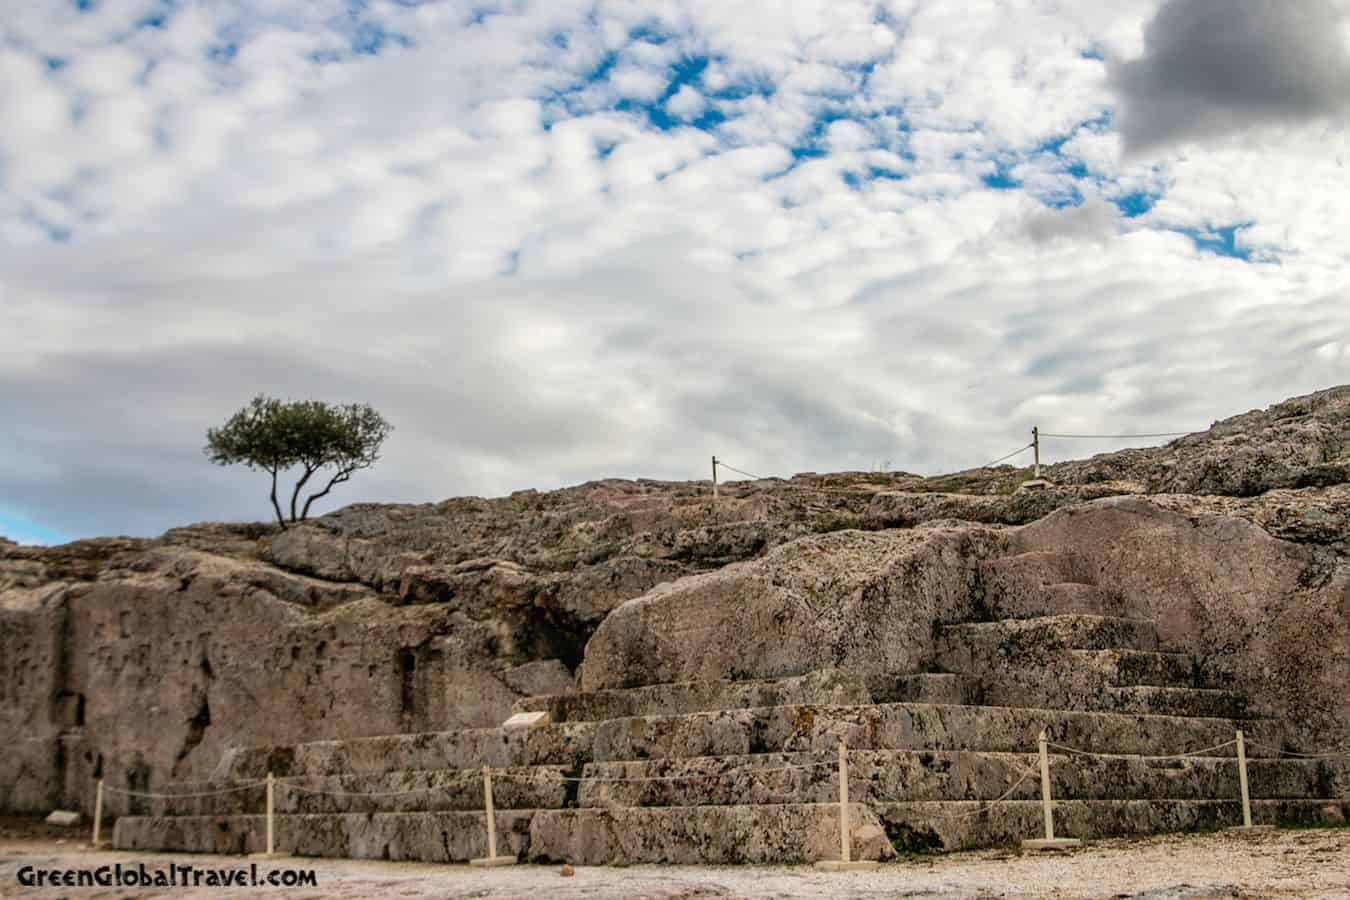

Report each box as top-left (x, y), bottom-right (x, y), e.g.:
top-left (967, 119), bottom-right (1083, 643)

top-left (1244, 740), bottom-right (1350, 760)
top-left (1046, 739), bottom-right (1238, 761)
top-left (714, 420), bottom-right (1199, 491)
top-left (278, 782), bottom-right (451, 798)
top-left (125, 759), bottom-right (844, 803)
top-left (1039, 432), bottom-right (1194, 439)
top-left (869, 761), bottom-right (1043, 821)
top-left (489, 758), bottom-right (839, 783)
top-left (979, 443), bottom-right (1034, 468)
top-left (102, 781), bottom-right (267, 800)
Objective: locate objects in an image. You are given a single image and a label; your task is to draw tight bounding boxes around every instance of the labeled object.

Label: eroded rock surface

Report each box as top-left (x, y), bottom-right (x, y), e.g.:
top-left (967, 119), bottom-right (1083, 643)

top-left (4, 384), bottom-right (1350, 828)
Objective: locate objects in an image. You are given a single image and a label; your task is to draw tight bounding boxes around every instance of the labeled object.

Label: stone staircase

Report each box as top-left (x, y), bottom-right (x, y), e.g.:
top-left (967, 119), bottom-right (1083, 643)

top-left (111, 550), bottom-right (1348, 864)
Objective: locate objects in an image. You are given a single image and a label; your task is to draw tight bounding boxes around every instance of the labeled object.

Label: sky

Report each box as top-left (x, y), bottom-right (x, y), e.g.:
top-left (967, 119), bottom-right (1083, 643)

top-left (2, 0), bottom-right (1349, 544)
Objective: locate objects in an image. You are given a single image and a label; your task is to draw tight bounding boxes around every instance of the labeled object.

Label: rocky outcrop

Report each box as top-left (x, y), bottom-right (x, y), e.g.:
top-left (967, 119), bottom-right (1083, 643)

top-left (581, 495), bottom-right (1350, 751)
top-left (4, 384), bottom-right (1350, 825)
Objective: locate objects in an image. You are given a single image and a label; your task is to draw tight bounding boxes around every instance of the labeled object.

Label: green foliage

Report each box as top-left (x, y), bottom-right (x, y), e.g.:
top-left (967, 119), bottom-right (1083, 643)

top-left (205, 395), bottom-right (392, 528)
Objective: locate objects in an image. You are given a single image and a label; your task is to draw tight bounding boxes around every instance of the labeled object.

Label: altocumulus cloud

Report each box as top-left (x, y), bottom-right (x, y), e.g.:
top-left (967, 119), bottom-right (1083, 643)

top-left (0, 0), bottom-right (1347, 541)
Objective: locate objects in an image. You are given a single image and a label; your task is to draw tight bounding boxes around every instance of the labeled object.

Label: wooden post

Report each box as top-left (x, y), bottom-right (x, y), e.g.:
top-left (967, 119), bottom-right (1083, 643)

top-left (1236, 729), bottom-right (1252, 828)
top-left (712, 456), bottom-right (719, 501)
top-left (813, 738), bottom-right (877, 870)
top-left (92, 778), bottom-right (104, 848)
top-left (1039, 729), bottom-right (1053, 840)
top-left (1021, 729), bottom-right (1080, 851)
top-left (484, 766), bottom-right (497, 859)
top-left (1032, 427), bottom-right (1041, 479)
top-left (266, 772), bottom-right (275, 856)
top-left (838, 739), bottom-right (850, 863)
top-left (470, 765), bottom-right (516, 866)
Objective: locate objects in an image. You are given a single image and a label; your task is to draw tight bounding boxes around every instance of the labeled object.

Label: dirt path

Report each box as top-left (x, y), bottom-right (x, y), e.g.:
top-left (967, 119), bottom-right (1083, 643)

top-left (3, 827), bottom-right (1348, 898)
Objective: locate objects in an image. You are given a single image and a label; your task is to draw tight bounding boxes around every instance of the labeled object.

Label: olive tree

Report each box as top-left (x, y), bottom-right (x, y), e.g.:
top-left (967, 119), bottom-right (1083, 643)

top-left (205, 395), bottom-right (392, 529)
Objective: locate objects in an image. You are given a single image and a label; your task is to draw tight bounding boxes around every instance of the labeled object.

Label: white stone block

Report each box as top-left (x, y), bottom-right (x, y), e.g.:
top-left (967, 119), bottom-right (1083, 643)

top-left (502, 710), bottom-right (550, 730)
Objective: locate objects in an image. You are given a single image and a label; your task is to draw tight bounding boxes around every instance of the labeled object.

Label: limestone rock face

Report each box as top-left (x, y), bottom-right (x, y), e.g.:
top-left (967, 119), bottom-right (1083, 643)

top-left (4, 384), bottom-right (1350, 821)
top-left (579, 527), bottom-right (1009, 691)
top-left (581, 493), bottom-right (1350, 752)
top-left (0, 484), bottom-right (852, 815)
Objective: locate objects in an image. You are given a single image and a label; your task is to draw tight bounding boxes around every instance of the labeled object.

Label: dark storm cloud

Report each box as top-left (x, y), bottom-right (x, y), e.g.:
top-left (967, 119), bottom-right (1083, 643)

top-left (1111, 0), bottom-right (1350, 151)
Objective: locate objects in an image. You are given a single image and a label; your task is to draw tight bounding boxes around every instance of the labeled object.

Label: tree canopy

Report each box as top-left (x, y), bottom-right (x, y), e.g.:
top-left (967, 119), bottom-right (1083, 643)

top-left (205, 395), bottom-right (392, 528)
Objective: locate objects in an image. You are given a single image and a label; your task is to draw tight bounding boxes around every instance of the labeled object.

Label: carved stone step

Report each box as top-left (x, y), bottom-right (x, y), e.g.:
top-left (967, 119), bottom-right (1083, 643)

top-left (874, 798), bottom-right (1348, 853)
top-left (579, 751), bottom-right (1336, 808)
top-left (1067, 649), bottom-right (1196, 687)
top-left (135, 745), bottom-right (1335, 817)
top-left (113, 803), bottom-right (895, 865)
top-left (872, 673), bottom-right (976, 705)
top-left (937, 616), bottom-right (1161, 662)
top-left (112, 798), bottom-right (1348, 863)
top-left (217, 702), bottom-right (1289, 781)
top-left (513, 669), bottom-right (870, 724)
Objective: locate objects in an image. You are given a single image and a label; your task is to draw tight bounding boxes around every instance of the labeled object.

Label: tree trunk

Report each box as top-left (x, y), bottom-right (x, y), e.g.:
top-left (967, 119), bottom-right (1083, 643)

top-left (268, 467), bottom-right (287, 530)
top-left (300, 468), bottom-right (353, 521)
top-left (289, 465), bottom-right (316, 523)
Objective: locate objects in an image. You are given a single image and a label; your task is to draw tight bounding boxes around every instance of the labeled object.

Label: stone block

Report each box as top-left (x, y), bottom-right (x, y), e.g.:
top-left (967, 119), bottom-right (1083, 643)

top-left (502, 711), bottom-right (550, 730)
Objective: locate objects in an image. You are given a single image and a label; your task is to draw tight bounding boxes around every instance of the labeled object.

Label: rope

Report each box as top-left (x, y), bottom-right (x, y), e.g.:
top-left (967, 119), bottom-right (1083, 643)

top-left (103, 781), bottom-right (267, 799)
top-left (871, 763), bottom-right (1041, 821)
top-left (490, 758), bottom-right (839, 783)
top-left (1046, 739), bottom-right (1238, 760)
top-left (278, 782), bottom-right (452, 798)
top-left (1039, 432), bottom-right (1193, 439)
top-left (979, 443), bottom-right (1034, 468)
top-left (1244, 740), bottom-right (1350, 760)
top-left (717, 462), bottom-right (766, 481)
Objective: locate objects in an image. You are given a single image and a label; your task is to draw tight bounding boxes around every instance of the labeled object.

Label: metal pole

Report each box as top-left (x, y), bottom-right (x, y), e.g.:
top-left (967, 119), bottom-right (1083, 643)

top-left (92, 778), bottom-right (104, 848)
top-left (712, 456), bottom-right (719, 501)
top-left (483, 765), bottom-right (498, 860)
top-left (1039, 729), bottom-right (1054, 840)
top-left (1033, 427), bottom-right (1041, 479)
top-left (266, 772), bottom-right (275, 855)
top-left (1236, 730), bottom-right (1252, 828)
top-left (838, 739), bottom-right (850, 863)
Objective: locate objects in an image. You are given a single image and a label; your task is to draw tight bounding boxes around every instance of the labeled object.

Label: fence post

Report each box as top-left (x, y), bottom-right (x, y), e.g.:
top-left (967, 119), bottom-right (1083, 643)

top-left (1236, 729), bottom-right (1252, 828)
top-left (1224, 729), bottom-right (1273, 833)
top-left (838, 740), bottom-right (850, 863)
top-left (814, 738), bottom-right (878, 871)
top-left (1022, 729), bottom-right (1080, 851)
top-left (266, 772), bottom-right (275, 856)
top-left (1039, 729), bottom-right (1054, 839)
top-left (1032, 427), bottom-right (1041, 479)
top-left (712, 456), bottom-right (719, 501)
top-left (91, 778), bottom-right (105, 848)
top-left (470, 765), bottom-right (516, 866)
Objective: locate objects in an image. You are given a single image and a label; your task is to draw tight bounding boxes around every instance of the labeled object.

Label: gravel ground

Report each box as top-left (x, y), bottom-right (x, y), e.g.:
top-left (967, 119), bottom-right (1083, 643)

top-left (2, 825), bottom-right (1348, 898)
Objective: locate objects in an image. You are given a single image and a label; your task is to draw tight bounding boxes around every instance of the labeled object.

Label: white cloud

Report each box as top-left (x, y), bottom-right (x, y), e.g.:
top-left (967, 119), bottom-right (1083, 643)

top-left (0, 0), bottom-right (1347, 540)
top-left (665, 84), bottom-right (705, 120)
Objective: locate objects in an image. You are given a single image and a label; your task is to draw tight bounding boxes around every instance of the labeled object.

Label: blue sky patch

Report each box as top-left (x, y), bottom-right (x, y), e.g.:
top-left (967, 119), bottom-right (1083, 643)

top-left (1175, 223), bottom-right (1255, 261)
top-left (983, 160), bottom-right (1020, 190)
top-left (1114, 191), bottom-right (1159, 218)
top-left (0, 511), bottom-right (69, 546)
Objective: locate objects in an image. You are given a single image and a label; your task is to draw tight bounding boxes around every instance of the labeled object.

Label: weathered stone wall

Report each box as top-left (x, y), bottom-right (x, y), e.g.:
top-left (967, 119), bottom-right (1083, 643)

top-left (579, 526), bottom-right (1012, 691)
top-left (583, 495), bottom-right (1350, 752)
top-left (1016, 497), bottom-right (1350, 750)
top-left (0, 586), bottom-right (66, 811)
top-left (0, 552), bottom-right (573, 816)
